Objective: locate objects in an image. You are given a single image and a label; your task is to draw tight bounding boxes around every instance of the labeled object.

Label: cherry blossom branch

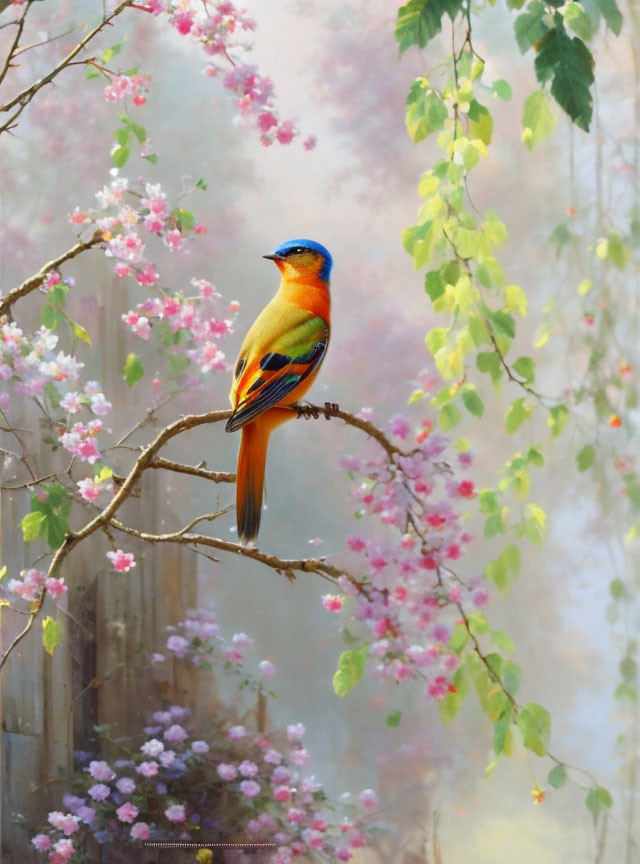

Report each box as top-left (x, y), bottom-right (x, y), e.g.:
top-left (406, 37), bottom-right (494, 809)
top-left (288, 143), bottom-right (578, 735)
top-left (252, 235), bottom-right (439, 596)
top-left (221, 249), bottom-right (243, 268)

top-left (0, 402), bottom-right (388, 672)
top-left (109, 518), bottom-right (347, 585)
top-left (0, 0), bottom-right (134, 135)
top-left (0, 230), bottom-right (102, 318)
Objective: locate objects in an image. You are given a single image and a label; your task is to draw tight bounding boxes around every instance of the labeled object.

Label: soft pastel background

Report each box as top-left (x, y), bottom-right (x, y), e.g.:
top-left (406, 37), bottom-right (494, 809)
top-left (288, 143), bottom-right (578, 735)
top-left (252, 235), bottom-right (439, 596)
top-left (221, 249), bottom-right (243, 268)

top-left (1, 1), bottom-right (638, 861)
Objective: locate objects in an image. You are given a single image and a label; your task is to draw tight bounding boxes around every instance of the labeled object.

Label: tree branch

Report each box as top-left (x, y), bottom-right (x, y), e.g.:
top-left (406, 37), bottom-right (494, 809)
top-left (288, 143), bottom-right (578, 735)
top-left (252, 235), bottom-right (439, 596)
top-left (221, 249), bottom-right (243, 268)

top-left (0, 402), bottom-right (392, 671)
top-left (0, 0), bottom-right (135, 136)
top-left (0, 230), bottom-right (103, 318)
top-left (149, 456), bottom-right (235, 484)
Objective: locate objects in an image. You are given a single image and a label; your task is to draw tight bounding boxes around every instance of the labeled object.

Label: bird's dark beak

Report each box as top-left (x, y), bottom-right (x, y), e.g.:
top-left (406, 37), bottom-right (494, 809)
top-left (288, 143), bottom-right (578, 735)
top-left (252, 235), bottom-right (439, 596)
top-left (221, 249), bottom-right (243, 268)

top-left (262, 253), bottom-right (283, 261)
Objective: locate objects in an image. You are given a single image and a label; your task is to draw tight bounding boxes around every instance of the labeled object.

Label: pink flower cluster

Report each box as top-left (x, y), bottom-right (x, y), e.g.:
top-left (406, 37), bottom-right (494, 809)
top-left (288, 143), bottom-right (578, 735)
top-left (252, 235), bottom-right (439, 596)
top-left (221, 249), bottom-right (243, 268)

top-left (135, 1), bottom-right (314, 148)
top-left (74, 177), bottom-right (203, 285)
top-left (104, 73), bottom-right (150, 105)
top-left (0, 321), bottom-right (111, 432)
top-left (30, 608), bottom-right (375, 863)
top-left (328, 414), bottom-right (487, 698)
top-left (5, 568), bottom-right (67, 605)
top-left (121, 278), bottom-right (237, 377)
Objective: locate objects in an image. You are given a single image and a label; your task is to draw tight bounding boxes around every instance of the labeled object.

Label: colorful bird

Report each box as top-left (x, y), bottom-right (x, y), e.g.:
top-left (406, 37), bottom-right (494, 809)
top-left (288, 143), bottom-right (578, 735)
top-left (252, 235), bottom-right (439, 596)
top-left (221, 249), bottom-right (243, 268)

top-left (226, 239), bottom-right (333, 543)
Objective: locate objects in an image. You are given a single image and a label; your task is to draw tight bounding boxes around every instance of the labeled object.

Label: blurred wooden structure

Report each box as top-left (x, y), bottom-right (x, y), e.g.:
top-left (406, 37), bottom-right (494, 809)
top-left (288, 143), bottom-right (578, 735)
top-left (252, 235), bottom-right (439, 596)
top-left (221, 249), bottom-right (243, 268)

top-left (0, 286), bottom-right (200, 861)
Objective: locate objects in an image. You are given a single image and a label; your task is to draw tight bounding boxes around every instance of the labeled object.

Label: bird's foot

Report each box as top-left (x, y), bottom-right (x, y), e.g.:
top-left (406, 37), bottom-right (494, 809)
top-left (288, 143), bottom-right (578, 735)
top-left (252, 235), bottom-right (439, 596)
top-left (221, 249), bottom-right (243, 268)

top-left (292, 402), bottom-right (320, 420)
top-left (323, 401), bottom-right (340, 419)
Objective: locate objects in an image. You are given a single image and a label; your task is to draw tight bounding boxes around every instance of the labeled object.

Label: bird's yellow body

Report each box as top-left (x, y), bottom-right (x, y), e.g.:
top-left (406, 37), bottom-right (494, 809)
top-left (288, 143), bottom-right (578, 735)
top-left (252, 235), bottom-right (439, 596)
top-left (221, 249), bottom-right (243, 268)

top-left (226, 239), bottom-right (333, 542)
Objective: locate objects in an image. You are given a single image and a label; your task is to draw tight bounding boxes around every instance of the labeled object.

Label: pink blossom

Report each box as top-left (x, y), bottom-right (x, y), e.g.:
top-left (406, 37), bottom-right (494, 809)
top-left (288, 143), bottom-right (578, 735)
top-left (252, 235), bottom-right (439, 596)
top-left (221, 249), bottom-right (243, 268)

top-left (191, 740), bottom-right (209, 754)
top-left (228, 725), bottom-right (246, 740)
top-left (130, 822), bottom-right (151, 840)
top-left (137, 761), bottom-right (159, 777)
top-left (106, 549), bottom-right (136, 573)
top-left (31, 834), bottom-right (51, 852)
top-left (77, 477), bottom-right (102, 502)
top-left (45, 577), bottom-right (67, 599)
top-left (51, 838), bottom-right (74, 863)
top-left (116, 802), bottom-right (139, 824)
top-left (322, 594), bottom-right (343, 612)
top-left (258, 660), bottom-right (276, 677)
top-left (359, 788), bottom-right (379, 808)
top-left (274, 786), bottom-right (291, 802)
top-left (336, 848), bottom-right (352, 861)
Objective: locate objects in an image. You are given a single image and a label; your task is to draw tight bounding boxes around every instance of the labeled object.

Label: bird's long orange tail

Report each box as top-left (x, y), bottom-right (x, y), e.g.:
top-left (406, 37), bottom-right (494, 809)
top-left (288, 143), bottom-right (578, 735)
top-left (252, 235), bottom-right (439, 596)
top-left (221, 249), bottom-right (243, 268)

top-left (236, 419), bottom-right (271, 544)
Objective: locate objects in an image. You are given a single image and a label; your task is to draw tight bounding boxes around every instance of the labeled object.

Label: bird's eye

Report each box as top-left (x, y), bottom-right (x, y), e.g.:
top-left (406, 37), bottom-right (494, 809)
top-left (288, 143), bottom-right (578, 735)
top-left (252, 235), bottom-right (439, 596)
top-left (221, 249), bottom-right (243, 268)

top-left (294, 247), bottom-right (304, 254)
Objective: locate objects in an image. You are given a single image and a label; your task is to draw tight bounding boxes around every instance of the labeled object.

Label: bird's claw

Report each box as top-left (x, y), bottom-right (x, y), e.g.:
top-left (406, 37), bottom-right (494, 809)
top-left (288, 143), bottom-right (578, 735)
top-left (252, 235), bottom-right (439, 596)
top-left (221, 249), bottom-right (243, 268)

top-left (323, 401), bottom-right (340, 419)
top-left (293, 402), bottom-right (320, 420)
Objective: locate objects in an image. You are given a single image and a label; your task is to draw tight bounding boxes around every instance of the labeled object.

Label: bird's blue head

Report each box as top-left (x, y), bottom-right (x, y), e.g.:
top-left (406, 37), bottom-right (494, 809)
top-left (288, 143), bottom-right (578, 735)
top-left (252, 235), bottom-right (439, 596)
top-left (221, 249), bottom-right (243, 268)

top-left (263, 238), bottom-right (333, 282)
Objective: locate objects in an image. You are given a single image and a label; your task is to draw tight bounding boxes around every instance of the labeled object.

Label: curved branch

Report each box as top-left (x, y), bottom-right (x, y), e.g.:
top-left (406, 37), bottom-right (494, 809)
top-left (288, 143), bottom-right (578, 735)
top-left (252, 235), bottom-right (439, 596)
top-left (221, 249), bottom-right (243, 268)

top-left (0, 0), bottom-right (135, 135)
top-left (0, 401), bottom-right (390, 671)
top-left (0, 230), bottom-right (103, 318)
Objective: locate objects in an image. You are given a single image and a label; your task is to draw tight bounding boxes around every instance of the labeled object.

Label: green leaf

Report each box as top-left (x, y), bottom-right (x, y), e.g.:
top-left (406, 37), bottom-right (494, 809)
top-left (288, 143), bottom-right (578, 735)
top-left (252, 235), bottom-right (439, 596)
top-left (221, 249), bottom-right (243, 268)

top-left (461, 387), bottom-right (484, 418)
top-left (548, 404), bottom-right (569, 437)
top-left (386, 709), bottom-right (402, 727)
top-left (576, 444), bottom-right (596, 472)
top-left (144, 153), bottom-right (158, 165)
top-left (112, 145), bottom-right (130, 168)
top-left (586, 788), bottom-right (602, 824)
top-left (70, 319), bottom-right (91, 345)
top-left (439, 403), bottom-right (462, 431)
top-left (609, 578), bottom-right (625, 600)
top-left (123, 353), bottom-right (144, 387)
top-left (395, 0), bottom-right (463, 52)
top-left (494, 705), bottom-right (513, 755)
top-left (114, 126), bottom-right (129, 147)
top-left (492, 79), bottom-right (513, 100)
top-left (85, 66), bottom-right (101, 80)
top-left (513, 356), bottom-right (535, 383)
top-left (169, 355), bottom-right (190, 376)
top-left (406, 83), bottom-right (448, 142)
top-left (101, 38), bottom-right (126, 64)
top-left (596, 786), bottom-right (613, 808)
top-left (514, 2), bottom-right (548, 52)
top-left (438, 688), bottom-right (462, 723)
top-left (41, 304), bottom-right (59, 330)
top-left (21, 511), bottom-right (47, 543)
top-left (491, 630), bottom-right (516, 654)
top-left (477, 351), bottom-right (503, 382)
top-left (425, 270), bottom-right (445, 302)
top-left (195, 177), bottom-right (208, 190)
top-left (468, 100), bottom-right (493, 145)
top-left (505, 398), bottom-right (529, 434)
top-left (521, 89), bottom-right (557, 150)
top-left (333, 645), bottom-right (368, 697)
top-left (564, 2), bottom-right (593, 40)
top-left (484, 511), bottom-right (505, 538)
top-left (594, 0), bottom-right (622, 34)
top-left (517, 702), bottom-right (551, 756)
top-left (486, 307), bottom-right (516, 339)
top-left (534, 28), bottom-right (595, 131)
top-left (548, 764), bottom-right (567, 789)
top-left (42, 616), bottom-right (60, 656)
